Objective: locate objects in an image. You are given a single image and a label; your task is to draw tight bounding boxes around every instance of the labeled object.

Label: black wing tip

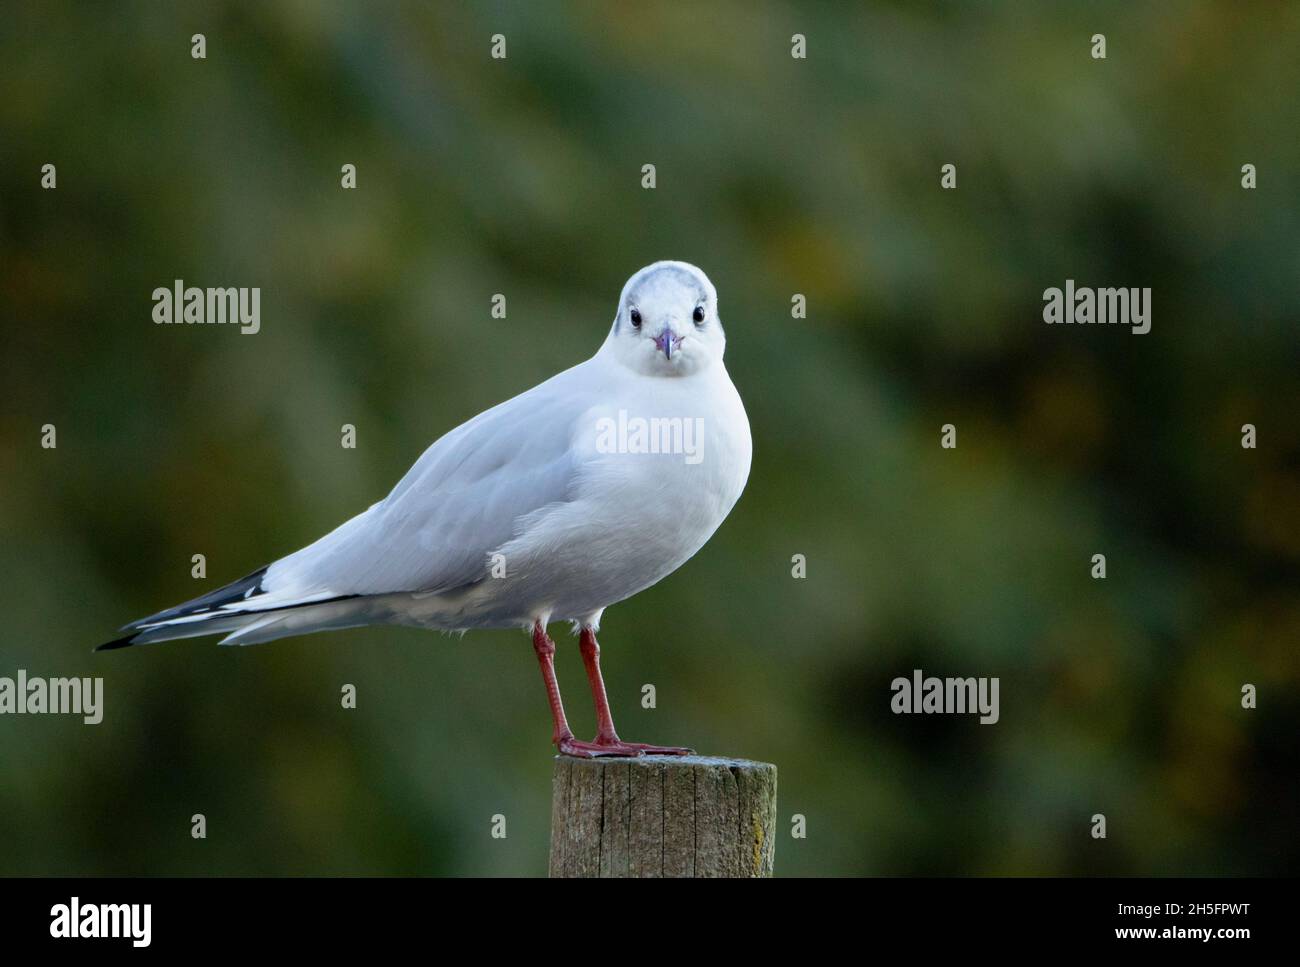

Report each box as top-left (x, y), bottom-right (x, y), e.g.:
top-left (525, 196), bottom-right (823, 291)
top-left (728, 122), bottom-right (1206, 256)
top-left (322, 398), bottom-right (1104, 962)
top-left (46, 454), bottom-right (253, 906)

top-left (95, 633), bottom-right (139, 652)
top-left (140, 565), bottom-right (269, 625)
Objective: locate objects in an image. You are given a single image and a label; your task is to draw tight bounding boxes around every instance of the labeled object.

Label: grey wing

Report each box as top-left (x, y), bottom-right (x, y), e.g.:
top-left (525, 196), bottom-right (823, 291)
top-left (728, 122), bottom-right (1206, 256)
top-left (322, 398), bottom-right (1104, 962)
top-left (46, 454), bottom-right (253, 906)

top-left (257, 369), bottom-right (592, 604)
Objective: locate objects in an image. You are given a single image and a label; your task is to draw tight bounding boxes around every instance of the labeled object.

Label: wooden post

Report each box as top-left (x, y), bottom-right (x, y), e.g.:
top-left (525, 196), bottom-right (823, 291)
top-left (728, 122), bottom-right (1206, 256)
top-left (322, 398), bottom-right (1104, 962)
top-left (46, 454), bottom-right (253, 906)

top-left (549, 755), bottom-right (777, 877)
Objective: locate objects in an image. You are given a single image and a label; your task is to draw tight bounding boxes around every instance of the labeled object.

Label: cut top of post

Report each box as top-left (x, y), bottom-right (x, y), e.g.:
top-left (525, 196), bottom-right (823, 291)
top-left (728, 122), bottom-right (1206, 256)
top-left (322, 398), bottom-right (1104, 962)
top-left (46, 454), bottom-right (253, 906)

top-left (549, 755), bottom-right (778, 878)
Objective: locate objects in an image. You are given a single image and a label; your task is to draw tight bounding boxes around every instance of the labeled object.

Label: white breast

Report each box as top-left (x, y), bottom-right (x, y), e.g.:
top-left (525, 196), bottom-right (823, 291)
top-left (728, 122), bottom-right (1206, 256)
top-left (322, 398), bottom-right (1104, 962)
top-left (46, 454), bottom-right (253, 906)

top-left (446, 359), bottom-right (751, 627)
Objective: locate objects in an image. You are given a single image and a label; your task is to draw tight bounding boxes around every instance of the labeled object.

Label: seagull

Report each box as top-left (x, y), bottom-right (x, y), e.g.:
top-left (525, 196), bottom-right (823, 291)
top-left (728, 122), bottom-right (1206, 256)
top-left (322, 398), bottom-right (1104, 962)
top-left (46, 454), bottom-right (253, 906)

top-left (99, 261), bottom-right (752, 758)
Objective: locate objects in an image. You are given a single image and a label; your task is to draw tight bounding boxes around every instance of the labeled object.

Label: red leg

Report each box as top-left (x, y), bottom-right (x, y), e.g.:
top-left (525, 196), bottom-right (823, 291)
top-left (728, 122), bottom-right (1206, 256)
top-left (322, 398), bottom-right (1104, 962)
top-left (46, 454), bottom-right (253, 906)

top-left (531, 622), bottom-right (574, 748)
top-left (579, 627), bottom-right (621, 743)
top-left (573, 627), bottom-right (692, 757)
top-left (532, 622), bottom-right (642, 758)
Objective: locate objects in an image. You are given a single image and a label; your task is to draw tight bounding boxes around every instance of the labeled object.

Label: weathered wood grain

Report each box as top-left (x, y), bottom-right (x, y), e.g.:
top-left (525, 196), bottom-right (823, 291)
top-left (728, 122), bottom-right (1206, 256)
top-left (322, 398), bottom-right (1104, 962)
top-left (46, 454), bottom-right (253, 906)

top-left (550, 755), bottom-right (777, 877)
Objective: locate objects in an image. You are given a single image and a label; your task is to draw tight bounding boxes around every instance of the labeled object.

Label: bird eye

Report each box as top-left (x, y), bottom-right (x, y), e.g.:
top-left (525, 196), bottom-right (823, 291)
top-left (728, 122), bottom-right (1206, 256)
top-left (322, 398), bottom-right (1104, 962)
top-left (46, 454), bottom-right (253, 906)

top-left (630, 308), bottom-right (641, 328)
top-left (692, 306), bottom-right (706, 324)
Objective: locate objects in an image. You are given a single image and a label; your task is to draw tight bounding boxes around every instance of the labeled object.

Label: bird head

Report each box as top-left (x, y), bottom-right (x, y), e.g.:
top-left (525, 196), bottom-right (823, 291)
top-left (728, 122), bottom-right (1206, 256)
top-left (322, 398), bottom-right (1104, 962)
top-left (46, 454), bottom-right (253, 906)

top-left (603, 261), bottom-right (726, 377)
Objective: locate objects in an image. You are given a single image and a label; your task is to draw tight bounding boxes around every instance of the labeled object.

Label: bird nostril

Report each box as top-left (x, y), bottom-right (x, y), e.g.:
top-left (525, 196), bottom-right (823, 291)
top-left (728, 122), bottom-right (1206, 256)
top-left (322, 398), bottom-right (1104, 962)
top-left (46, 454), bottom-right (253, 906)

top-left (653, 329), bottom-right (680, 358)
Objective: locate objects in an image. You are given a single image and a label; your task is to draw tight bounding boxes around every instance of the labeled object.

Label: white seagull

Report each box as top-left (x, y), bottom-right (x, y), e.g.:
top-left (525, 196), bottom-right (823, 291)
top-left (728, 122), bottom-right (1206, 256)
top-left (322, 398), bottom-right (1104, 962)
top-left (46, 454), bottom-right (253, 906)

top-left (100, 261), bottom-right (752, 757)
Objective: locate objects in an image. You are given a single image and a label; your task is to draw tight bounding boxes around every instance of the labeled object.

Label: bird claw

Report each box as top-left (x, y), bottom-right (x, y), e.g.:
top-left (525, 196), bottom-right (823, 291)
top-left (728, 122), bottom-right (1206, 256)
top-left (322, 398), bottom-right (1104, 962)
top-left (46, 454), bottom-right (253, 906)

top-left (617, 741), bottom-right (693, 756)
top-left (557, 735), bottom-right (693, 758)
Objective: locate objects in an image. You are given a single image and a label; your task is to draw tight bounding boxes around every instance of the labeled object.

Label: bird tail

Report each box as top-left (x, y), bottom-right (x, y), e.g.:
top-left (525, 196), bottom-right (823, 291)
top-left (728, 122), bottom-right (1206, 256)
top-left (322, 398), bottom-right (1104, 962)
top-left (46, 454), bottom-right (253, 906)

top-left (97, 567), bottom-right (369, 650)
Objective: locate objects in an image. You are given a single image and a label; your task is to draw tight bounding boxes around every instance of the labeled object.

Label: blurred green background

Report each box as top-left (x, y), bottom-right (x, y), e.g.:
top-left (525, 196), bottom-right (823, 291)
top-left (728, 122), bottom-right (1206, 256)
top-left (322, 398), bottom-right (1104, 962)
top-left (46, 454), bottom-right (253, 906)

top-left (1, 1), bottom-right (1297, 876)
